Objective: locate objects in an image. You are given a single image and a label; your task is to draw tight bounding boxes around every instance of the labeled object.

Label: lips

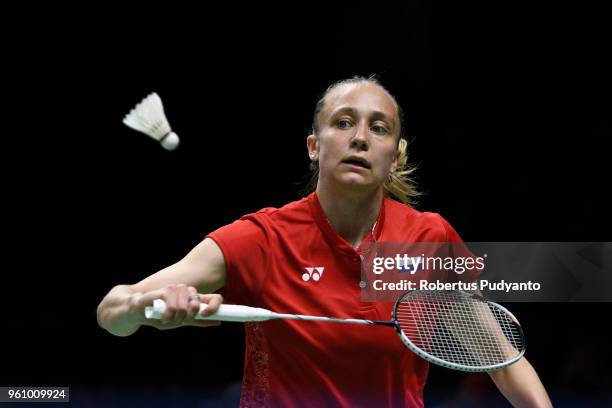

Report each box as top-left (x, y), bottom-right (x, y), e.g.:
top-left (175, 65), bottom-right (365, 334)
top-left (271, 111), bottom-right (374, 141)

top-left (342, 156), bottom-right (371, 169)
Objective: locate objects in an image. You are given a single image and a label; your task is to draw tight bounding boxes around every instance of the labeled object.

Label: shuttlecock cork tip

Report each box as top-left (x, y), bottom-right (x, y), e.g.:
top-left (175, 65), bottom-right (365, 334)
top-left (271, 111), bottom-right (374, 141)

top-left (160, 132), bottom-right (180, 151)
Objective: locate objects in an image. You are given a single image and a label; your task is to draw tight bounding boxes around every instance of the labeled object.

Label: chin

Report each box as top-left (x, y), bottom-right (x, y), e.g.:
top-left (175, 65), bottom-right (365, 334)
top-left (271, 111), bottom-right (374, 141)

top-left (337, 175), bottom-right (375, 190)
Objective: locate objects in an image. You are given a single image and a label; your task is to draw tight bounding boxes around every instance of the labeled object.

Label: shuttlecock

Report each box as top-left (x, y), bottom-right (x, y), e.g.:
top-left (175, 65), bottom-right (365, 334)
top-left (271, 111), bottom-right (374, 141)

top-left (122, 92), bottom-right (180, 151)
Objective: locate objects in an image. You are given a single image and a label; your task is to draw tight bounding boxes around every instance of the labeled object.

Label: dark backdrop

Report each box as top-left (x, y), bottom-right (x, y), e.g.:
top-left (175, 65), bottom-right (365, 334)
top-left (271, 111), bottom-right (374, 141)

top-left (3, 1), bottom-right (610, 406)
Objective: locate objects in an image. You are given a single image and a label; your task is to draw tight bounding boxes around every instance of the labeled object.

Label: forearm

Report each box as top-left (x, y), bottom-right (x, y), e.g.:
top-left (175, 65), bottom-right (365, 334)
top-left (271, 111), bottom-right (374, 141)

top-left (97, 285), bottom-right (143, 337)
top-left (489, 357), bottom-right (552, 408)
top-left (97, 239), bottom-right (226, 336)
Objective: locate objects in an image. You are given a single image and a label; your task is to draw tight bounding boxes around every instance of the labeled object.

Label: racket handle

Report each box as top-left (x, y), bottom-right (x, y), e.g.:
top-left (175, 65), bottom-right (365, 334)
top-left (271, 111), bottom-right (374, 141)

top-left (144, 299), bottom-right (275, 322)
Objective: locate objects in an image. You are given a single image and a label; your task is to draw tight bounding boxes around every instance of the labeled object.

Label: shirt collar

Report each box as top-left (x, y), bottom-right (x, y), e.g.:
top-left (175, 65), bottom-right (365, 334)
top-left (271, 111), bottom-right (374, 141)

top-left (308, 191), bottom-right (386, 255)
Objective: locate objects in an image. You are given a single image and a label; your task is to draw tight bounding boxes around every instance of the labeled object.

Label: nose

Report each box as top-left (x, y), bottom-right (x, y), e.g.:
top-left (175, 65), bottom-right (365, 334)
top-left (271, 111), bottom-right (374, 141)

top-left (350, 122), bottom-right (369, 151)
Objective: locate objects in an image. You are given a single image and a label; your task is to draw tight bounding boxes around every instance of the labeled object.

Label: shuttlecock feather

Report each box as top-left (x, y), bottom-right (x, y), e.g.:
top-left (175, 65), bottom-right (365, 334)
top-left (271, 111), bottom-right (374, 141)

top-left (122, 92), bottom-right (180, 150)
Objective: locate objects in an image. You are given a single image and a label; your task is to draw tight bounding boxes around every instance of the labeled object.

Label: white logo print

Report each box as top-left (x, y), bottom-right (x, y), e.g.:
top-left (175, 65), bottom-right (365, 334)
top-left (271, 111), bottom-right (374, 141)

top-left (302, 267), bottom-right (325, 282)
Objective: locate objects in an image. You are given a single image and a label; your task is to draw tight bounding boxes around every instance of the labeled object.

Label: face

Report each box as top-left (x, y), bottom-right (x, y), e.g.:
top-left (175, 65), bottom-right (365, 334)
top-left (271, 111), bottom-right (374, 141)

top-left (307, 82), bottom-right (400, 193)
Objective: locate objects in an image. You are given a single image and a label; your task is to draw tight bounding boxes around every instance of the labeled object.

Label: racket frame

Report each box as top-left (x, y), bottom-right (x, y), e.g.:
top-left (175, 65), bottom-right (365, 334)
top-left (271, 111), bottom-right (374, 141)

top-left (391, 290), bottom-right (526, 372)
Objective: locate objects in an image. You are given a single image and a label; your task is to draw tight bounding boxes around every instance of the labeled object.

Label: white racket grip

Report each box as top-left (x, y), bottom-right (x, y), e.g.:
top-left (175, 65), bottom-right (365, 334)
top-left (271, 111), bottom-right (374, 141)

top-left (144, 299), bottom-right (275, 322)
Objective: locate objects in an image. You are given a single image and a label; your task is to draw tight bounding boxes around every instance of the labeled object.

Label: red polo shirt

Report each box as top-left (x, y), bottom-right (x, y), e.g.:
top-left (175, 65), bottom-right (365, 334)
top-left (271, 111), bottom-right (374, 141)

top-left (207, 192), bottom-right (467, 407)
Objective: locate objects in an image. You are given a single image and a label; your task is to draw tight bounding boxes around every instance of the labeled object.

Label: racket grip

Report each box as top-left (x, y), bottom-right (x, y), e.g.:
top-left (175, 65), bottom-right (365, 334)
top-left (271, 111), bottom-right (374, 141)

top-left (144, 299), bottom-right (275, 322)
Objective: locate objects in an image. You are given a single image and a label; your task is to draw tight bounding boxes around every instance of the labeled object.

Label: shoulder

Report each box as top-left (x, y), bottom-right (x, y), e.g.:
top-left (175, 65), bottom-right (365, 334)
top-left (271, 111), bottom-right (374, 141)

top-left (237, 195), bottom-right (312, 227)
top-left (384, 198), bottom-right (460, 242)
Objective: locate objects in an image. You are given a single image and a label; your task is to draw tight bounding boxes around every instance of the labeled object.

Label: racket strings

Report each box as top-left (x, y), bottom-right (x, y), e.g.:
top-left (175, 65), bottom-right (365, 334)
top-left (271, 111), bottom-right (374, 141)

top-left (395, 291), bottom-right (524, 368)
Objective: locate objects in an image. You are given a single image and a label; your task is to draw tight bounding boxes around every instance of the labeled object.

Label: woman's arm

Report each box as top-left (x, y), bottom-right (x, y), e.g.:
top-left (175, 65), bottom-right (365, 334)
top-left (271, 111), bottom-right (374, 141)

top-left (488, 357), bottom-right (553, 407)
top-left (96, 237), bottom-right (226, 336)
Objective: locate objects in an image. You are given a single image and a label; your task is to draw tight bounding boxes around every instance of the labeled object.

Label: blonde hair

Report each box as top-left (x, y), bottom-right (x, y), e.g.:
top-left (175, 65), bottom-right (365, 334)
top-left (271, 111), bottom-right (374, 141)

top-left (306, 76), bottom-right (421, 205)
top-left (384, 137), bottom-right (420, 204)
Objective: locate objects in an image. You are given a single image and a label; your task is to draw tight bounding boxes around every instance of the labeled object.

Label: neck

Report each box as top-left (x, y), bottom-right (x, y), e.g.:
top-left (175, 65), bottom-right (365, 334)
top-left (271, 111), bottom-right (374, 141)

top-left (316, 182), bottom-right (383, 248)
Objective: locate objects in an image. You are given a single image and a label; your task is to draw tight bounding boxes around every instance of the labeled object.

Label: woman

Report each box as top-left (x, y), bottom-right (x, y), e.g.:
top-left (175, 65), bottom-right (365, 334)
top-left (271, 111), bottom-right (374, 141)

top-left (97, 77), bottom-right (552, 407)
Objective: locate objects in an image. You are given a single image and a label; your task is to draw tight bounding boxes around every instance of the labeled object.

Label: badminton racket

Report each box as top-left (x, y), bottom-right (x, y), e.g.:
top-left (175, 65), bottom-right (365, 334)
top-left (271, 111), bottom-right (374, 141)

top-left (145, 290), bottom-right (525, 372)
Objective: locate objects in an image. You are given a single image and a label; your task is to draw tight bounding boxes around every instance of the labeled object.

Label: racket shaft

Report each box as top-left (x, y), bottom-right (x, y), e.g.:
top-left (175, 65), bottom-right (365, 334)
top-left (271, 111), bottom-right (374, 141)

top-left (274, 313), bottom-right (375, 325)
top-left (145, 300), bottom-right (377, 324)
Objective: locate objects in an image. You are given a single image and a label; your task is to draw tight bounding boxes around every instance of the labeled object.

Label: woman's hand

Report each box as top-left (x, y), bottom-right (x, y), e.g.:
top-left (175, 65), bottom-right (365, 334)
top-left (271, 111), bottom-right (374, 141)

top-left (131, 284), bottom-right (223, 330)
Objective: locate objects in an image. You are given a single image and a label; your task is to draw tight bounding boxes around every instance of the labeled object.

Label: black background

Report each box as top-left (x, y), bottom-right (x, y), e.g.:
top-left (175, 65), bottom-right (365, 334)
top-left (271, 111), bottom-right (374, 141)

top-left (3, 1), bottom-right (611, 406)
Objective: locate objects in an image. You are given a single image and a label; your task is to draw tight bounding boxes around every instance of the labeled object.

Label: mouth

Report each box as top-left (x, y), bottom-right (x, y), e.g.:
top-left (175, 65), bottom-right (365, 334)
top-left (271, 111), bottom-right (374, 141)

top-left (341, 156), bottom-right (371, 170)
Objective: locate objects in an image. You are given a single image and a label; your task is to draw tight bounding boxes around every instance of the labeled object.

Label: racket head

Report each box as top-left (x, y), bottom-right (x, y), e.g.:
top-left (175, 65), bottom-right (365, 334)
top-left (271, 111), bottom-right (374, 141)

top-left (392, 290), bottom-right (526, 372)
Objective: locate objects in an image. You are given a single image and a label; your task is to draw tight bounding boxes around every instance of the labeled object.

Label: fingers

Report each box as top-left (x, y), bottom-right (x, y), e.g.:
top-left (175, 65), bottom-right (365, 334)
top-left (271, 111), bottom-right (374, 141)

top-left (198, 293), bottom-right (224, 317)
top-left (180, 293), bottom-right (223, 328)
top-left (170, 284), bottom-right (190, 324)
top-left (138, 284), bottom-right (223, 330)
top-left (185, 287), bottom-right (201, 321)
top-left (135, 288), bottom-right (167, 307)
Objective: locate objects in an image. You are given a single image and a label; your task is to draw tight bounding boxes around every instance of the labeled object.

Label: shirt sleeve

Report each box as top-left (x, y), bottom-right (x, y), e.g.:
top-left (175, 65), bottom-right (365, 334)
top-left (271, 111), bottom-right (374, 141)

top-left (436, 214), bottom-right (483, 283)
top-left (206, 211), bottom-right (271, 306)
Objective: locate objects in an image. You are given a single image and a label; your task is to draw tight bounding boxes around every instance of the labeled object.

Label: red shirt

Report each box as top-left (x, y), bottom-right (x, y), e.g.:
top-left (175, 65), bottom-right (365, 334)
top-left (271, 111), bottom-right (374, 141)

top-left (207, 192), bottom-right (467, 407)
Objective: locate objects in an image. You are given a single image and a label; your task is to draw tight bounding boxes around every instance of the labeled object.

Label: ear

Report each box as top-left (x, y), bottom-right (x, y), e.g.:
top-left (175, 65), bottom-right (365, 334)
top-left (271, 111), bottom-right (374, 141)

top-left (306, 134), bottom-right (319, 161)
top-left (390, 148), bottom-right (399, 173)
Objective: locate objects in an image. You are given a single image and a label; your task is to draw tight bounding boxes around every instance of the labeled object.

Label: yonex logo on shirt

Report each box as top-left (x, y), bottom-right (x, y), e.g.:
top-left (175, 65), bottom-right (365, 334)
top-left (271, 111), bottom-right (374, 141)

top-left (302, 267), bottom-right (325, 282)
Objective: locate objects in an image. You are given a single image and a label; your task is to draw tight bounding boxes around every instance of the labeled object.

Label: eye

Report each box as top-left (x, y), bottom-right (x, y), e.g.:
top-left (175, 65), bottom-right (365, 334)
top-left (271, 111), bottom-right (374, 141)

top-left (337, 119), bottom-right (353, 129)
top-left (371, 124), bottom-right (388, 134)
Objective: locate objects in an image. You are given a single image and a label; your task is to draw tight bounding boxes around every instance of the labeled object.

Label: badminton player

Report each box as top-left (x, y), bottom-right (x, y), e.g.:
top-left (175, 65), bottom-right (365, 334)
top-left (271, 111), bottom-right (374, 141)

top-left (97, 77), bottom-right (552, 407)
